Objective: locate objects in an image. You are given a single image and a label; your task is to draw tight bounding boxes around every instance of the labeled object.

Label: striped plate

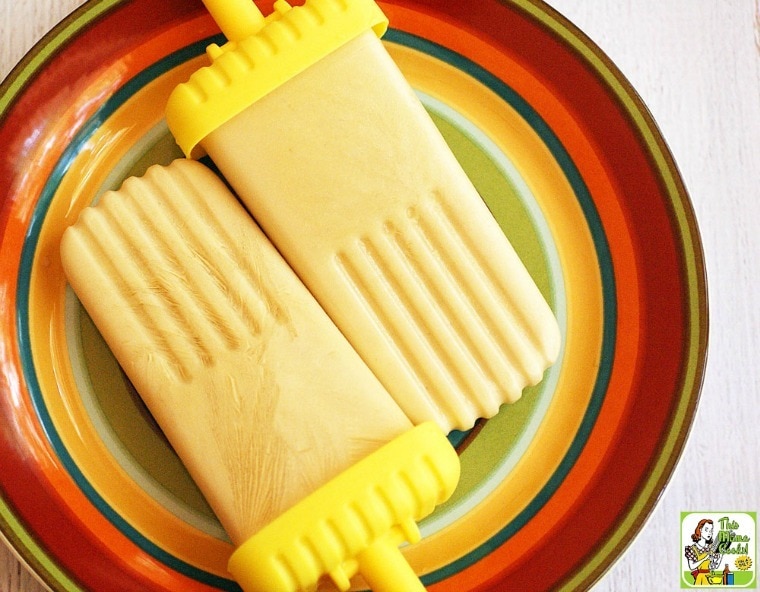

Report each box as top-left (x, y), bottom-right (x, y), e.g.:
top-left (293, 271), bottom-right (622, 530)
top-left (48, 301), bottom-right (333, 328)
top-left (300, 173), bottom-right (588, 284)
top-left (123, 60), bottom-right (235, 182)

top-left (0, 0), bottom-right (707, 590)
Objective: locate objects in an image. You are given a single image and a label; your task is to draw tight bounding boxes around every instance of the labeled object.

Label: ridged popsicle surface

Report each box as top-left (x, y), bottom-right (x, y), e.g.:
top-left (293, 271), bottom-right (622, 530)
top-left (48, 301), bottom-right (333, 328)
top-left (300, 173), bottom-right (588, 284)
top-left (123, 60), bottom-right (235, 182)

top-left (202, 32), bottom-right (561, 432)
top-left (60, 159), bottom-right (412, 544)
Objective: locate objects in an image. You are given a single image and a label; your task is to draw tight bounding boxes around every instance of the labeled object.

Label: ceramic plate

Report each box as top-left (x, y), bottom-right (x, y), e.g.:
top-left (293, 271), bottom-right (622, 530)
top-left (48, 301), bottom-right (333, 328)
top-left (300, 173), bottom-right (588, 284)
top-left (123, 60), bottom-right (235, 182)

top-left (0, 0), bottom-right (707, 590)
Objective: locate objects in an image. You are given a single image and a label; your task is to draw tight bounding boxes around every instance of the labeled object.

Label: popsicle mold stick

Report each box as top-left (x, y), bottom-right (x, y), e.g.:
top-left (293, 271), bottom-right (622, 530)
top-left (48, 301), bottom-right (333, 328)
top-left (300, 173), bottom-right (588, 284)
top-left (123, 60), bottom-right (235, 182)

top-left (166, 0), bottom-right (561, 433)
top-left (60, 160), bottom-right (459, 591)
top-left (229, 422), bottom-right (459, 592)
top-left (201, 0), bottom-right (265, 42)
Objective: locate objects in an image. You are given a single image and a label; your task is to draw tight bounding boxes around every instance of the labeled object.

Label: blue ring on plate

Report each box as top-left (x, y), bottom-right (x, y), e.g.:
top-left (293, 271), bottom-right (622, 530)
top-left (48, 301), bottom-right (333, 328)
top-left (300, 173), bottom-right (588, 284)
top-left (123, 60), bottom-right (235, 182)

top-left (16, 28), bottom-right (615, 588)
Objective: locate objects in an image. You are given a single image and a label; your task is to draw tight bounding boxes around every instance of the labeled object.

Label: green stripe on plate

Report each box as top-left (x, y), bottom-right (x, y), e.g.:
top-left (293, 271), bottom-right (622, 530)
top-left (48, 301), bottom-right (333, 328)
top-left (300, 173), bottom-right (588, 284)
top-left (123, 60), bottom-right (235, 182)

top-left (0, 0), bottom-right (121, 116)
top-left (1, 495), bottom-right (83, 592)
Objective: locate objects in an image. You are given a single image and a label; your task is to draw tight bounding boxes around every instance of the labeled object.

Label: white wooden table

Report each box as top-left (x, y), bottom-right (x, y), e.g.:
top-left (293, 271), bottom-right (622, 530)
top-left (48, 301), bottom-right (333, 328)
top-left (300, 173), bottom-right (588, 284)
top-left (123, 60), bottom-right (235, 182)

top-left (2, 1), bottom-right (759, 590)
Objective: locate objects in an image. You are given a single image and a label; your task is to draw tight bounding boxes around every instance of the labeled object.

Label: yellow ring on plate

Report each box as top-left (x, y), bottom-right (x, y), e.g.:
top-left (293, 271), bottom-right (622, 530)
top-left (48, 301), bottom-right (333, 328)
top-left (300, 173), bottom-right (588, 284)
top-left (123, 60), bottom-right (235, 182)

top-left (28, 40), bottom-right (604, 581)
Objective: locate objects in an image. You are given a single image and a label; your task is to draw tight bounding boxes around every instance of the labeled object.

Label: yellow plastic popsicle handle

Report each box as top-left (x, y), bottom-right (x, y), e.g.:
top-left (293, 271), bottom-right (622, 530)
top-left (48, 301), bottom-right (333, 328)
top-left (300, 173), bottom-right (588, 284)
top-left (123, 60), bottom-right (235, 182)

top-left (356, 533), bottom-right (426, 592)
top-left (201, 0), bottom-right (265, 42)
top-left (166, 0), bottom-right (388, 158)
top-left (227, 422), bottom-right (460, 592)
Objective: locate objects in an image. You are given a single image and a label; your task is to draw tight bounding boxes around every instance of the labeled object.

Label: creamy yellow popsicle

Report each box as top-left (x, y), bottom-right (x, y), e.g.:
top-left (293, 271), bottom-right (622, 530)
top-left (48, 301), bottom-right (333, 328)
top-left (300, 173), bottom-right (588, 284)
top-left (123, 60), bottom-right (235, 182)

top-left (167, 0), bottom-right (561, 433)
top-left (60, 159), bottom-right (459, 592)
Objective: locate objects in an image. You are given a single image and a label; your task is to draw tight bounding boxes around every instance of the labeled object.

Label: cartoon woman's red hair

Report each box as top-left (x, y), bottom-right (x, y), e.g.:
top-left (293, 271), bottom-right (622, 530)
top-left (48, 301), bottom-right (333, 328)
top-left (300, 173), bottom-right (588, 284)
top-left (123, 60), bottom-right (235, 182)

top-left (692, 518), bottom-right (713, 543)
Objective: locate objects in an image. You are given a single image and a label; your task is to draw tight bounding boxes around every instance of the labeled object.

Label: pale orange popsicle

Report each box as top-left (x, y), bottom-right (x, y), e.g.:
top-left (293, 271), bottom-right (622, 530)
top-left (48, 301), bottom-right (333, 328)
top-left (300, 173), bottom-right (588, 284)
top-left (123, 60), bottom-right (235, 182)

top-left (166, 0), bottom-right (561, 433)
top-left (60, 159), bottom-right (460, 592)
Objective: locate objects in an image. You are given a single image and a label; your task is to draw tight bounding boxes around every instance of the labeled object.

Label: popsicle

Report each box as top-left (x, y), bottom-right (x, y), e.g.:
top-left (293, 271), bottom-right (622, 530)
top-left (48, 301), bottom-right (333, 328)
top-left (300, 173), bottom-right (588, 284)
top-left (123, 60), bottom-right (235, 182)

top-left (60, 159), bottom-right (460, 592)
top-left (166, 0), bottom-right (561, 433)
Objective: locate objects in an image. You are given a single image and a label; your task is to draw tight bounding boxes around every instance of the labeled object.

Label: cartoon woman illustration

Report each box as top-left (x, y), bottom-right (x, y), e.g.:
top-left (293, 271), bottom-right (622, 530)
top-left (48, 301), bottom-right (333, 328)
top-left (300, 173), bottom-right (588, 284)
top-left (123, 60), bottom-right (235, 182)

top-left (684, 519), bottom-right (723, 585)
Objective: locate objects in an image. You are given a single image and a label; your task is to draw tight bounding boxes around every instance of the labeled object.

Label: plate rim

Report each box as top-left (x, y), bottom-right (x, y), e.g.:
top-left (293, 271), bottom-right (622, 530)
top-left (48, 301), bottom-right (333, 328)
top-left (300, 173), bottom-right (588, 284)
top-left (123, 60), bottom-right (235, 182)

top-left (0, 0), bottom-right (708, 590)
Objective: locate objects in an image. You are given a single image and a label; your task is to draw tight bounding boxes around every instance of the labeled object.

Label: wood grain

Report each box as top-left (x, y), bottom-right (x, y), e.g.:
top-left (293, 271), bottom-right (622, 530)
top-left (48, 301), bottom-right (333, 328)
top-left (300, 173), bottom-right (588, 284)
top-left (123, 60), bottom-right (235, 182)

top-left (2, 0), bottom-right (759, 591)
